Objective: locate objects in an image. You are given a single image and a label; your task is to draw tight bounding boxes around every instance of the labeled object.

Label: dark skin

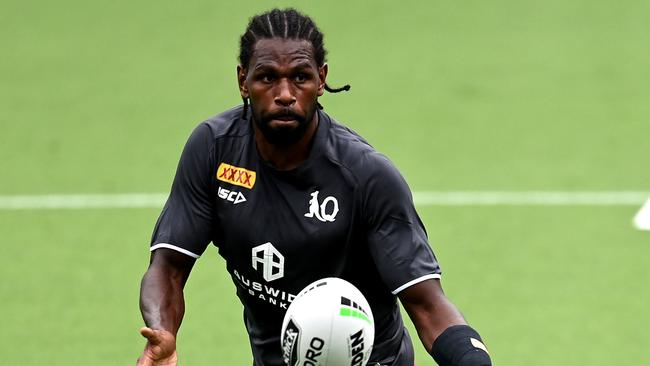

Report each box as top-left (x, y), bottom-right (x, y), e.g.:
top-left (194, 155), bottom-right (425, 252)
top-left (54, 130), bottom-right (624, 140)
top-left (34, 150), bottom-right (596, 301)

top-left (137, 38), bottom-right (467, 365)
top-left (137, 249), bottom-right (193, 366)
top-left (237, 38), bottom-right (327, 170)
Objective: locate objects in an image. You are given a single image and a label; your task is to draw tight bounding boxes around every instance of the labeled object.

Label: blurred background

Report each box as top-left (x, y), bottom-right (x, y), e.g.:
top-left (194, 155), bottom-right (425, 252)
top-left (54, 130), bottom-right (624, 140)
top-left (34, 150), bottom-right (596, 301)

top-left (1, 0), bottom-right (648, 364)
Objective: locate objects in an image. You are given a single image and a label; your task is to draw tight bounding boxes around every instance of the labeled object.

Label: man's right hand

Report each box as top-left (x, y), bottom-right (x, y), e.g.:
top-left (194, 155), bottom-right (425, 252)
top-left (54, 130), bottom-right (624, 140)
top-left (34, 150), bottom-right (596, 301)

top-left (136, 327), bottom-right (178, 366)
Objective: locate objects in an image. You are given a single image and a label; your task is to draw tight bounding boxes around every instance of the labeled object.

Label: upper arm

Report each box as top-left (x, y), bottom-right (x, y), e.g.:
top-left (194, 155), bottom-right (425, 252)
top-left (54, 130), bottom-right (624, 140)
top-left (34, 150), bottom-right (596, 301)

top-left (361, 153), bottom-right (441, 293)
top-left (150, 123), bottom-right (217, 258)
top-left (148, 248), bottom-right (196, 284)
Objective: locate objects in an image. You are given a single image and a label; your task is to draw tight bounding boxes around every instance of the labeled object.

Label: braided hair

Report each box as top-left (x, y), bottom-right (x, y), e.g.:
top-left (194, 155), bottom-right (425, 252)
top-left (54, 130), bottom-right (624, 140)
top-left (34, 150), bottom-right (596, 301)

top-left (239, 8), bottom-right (350, 118)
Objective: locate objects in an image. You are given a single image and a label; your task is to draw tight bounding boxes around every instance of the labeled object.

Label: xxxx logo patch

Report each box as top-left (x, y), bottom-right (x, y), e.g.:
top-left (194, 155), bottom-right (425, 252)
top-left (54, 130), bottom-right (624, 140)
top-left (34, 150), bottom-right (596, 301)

top-left (216, 163), bottom-right (256, 189)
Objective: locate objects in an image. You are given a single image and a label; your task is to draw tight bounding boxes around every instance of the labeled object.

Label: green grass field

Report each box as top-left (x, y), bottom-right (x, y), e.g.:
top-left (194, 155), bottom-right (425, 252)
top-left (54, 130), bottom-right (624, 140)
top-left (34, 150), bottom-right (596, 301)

top-left (1, 0), bottom-right (649, 365)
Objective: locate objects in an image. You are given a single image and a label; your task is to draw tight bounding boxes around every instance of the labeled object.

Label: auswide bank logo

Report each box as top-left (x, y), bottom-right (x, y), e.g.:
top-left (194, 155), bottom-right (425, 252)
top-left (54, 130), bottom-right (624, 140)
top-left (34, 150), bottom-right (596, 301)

top-left (217, 162), bottom-right (256, 189)
top-left (252, 242), bottom-right (284, 282)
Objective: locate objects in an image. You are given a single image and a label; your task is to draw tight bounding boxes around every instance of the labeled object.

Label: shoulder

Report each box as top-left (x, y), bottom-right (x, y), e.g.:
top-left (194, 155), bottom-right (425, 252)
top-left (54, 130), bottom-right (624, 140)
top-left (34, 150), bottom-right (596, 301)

top-left (179, 105), bottom-right (250, 163)
top-left (198, 105), bottom-right (251, 141)
top-left (321, 112), bottom-right (401, 184)
top-left (321, 113), bottom-right (413, 221)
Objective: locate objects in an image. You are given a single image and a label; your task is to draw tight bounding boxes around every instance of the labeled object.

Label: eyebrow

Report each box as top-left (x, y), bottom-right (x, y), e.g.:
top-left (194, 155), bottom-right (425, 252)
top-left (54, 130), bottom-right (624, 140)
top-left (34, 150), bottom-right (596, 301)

top-left (253, 60), bottom-right (315, 71)
top-left (291, 60), bottom-right (315, 69)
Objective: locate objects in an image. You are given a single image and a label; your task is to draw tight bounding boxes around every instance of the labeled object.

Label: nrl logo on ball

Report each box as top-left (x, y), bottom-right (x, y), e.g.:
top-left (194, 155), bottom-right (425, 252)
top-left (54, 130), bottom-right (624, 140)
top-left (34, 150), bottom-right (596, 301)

top-left (282, 318), bottom-right (301, 366)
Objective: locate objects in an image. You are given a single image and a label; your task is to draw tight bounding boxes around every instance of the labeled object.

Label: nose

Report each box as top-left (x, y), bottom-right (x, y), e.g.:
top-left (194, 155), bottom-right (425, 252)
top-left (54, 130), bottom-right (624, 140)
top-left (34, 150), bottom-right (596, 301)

top-left (274, 78), bottom-right (296, 107)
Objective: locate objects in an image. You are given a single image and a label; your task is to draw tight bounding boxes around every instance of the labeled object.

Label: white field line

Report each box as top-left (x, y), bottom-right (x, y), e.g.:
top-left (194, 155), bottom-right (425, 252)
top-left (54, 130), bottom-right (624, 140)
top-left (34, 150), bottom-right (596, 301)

top-left (0, 191), bottom-right (648, 210)
top-left (0, 193), bottom-right (168, 210)
top-left (412, 191), bottom-right (650, 206)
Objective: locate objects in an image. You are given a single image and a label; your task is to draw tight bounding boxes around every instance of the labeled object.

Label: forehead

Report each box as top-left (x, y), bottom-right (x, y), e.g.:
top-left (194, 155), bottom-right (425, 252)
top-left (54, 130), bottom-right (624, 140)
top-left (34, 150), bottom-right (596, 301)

top-left (248, 38), bottom-right (317, 68)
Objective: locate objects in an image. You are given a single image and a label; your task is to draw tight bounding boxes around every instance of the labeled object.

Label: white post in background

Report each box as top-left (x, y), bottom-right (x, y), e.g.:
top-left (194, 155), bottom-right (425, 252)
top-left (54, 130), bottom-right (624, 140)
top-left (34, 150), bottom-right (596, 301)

top-left (634, 198), bottom-right (650, 231)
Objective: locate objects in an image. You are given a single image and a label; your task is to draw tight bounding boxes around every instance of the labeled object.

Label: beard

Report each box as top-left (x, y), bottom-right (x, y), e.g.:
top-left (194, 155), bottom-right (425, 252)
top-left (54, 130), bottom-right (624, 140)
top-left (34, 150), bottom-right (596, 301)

top-left (251, 105), bottom-right (317, 147)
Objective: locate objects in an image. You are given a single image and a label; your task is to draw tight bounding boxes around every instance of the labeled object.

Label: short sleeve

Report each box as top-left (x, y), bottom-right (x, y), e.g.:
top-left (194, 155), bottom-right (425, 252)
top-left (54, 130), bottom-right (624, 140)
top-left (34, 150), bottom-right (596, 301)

top-left (362, 154), bottom-right (441, 294)
top-left (150, 123), bottom-right (215, 258)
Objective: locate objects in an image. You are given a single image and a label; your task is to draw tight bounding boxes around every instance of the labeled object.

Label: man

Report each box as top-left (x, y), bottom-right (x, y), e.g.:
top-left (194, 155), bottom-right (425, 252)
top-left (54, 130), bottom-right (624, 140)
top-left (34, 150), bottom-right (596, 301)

top-left (137, 8), bottom-right (492, 366)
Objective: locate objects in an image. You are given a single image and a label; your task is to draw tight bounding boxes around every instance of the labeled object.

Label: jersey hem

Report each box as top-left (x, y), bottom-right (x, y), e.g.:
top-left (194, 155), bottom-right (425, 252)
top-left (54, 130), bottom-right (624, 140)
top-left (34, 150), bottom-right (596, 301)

top-left (391, 273), bottom-right (442, 295)
top-left (150, 243), bottom-right (200, 259)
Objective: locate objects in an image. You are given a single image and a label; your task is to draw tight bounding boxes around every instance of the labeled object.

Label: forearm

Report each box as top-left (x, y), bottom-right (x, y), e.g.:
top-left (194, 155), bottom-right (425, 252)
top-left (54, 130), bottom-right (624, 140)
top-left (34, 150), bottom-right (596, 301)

top-left (139, 266), bottom-right (186, 335)
top-left (401, 280), bottom-right (491, 365)
top-left (403, 287), bottom-right (467, 352)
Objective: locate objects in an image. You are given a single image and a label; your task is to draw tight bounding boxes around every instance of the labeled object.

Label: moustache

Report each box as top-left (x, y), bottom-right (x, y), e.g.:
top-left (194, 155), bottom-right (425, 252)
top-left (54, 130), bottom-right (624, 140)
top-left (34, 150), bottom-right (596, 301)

top-left (265, 108), bottom-right (306, 123)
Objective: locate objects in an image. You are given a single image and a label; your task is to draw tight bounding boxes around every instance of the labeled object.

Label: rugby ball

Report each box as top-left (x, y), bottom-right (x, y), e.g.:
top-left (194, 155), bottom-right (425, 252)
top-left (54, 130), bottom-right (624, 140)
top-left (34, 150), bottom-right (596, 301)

top-left (281, 278), bottom-right (374, 366)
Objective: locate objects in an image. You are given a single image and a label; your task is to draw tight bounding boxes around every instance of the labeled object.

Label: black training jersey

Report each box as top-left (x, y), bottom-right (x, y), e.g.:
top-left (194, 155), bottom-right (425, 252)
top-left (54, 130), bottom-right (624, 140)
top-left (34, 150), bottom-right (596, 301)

top-left (150, 105), bottom-right (441, 366)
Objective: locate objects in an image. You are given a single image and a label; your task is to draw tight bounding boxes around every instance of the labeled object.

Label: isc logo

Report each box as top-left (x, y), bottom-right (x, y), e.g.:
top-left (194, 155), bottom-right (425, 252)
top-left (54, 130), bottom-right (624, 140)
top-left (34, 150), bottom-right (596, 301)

top-left (218, 186), bottom-right (246, 204)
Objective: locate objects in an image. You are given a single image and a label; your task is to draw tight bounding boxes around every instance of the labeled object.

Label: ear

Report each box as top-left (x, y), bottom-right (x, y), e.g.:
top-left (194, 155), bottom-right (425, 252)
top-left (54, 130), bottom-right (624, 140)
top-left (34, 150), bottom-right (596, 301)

top-left (317, 63), bottom-right (329, 97)
top-left (237, 65), bottom-right (249, 98)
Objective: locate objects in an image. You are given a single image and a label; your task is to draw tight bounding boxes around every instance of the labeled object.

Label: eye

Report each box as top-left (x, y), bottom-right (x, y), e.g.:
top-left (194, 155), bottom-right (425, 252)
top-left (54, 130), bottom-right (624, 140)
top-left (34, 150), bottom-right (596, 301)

top-left (258, 73), bottom-right (275, 83)
top-left (294, 73), bottom-right (309, 83)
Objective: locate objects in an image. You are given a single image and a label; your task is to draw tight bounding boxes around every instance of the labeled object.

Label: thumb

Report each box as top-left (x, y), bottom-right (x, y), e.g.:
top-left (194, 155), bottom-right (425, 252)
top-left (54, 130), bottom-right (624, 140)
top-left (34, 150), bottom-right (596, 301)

top-left (140, 327), bottom-right (160, 344)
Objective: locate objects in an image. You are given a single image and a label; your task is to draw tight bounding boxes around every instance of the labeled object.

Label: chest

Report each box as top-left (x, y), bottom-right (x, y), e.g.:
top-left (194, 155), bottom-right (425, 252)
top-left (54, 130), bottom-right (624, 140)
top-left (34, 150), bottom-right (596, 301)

top-left (212, 158), bottom-right (359, 279)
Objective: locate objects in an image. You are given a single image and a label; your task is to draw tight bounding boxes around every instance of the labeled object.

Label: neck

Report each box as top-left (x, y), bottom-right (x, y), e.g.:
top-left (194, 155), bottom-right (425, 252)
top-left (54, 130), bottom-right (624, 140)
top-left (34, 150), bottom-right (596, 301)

top-left (254, 112), bottom-right (319, 171)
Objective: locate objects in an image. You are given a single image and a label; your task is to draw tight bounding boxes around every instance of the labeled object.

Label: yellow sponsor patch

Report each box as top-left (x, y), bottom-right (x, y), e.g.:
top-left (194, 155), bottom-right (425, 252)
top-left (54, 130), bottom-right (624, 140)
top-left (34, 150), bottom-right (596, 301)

top-left (216, 163), bottom-right (256, 189)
